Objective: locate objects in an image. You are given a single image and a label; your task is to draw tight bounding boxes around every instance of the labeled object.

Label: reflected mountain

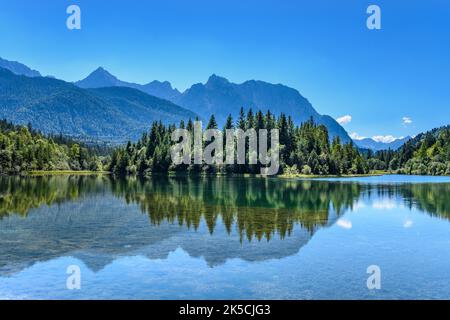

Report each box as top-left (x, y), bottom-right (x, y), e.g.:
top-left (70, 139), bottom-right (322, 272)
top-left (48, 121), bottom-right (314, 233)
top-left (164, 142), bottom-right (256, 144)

top-left (0, 175), bottom-right (448, 275)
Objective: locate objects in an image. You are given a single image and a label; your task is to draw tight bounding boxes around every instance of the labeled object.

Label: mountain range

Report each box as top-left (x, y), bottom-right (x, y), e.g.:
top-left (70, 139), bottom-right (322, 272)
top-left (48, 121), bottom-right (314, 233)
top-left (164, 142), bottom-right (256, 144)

top-left (0, 57), bottom-right (407, 147)
top-left (354, 136), bottom-right (411, 151)
top-left (76, 67), bottom-right (181, 101)
top-left (175, 74), bottom-right (352, 142)
top-left (75, 67), bottom-right (352, 142)
top-left (0, 67), bottom-right (196, 142)
top-left (0, 57), bottom-right (41, 78)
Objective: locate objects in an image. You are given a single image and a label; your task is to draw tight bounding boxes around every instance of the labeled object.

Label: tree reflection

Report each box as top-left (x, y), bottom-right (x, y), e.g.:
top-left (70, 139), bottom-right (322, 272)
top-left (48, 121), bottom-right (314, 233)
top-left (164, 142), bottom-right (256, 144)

top-left (0, 175), bottom-right (448, 242)
top-left (109, 176), bottom-right (362, 241)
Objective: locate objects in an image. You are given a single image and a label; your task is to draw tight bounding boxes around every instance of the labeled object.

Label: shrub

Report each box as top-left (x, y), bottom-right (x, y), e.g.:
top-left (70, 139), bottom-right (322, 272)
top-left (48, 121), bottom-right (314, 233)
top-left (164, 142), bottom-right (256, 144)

top-left (301, 165), bottom-right (312, 175)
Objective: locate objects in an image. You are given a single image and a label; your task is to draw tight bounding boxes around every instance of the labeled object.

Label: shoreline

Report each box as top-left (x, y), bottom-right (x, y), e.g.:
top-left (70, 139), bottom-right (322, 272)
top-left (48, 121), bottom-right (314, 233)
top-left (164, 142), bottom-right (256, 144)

top-left (4, 170), bottom-right (447, 178)
top-left (24, 170), bottom-right (391, 178)
top-left (27, 170), bottom-right (110, 176)
top-left (278, 171), bottom-right (391, 179)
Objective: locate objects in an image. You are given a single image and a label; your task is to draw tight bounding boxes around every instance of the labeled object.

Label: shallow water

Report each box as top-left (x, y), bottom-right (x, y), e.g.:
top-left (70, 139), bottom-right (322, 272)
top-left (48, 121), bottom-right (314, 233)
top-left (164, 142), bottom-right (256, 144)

top-left (0, 175), bottom-right (449, 299)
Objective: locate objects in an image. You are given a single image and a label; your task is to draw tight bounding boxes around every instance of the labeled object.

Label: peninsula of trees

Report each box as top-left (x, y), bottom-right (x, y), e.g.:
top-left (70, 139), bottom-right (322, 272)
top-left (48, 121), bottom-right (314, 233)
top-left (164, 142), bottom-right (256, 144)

top-left (1, 113), bottom-right (449, 177)
top-left (109, 108), bottom-right (369, 176)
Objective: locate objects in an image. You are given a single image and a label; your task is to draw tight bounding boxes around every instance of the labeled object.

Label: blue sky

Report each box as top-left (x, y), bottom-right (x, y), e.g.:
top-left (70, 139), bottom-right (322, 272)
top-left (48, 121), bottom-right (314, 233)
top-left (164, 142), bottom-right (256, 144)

top-left (0, 0), bottom-right (449, 140)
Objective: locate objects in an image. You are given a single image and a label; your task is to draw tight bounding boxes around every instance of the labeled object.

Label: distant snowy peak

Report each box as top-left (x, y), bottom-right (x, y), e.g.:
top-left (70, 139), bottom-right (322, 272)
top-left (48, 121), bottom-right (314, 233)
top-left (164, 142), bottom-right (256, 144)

top-left (354, 136), bottom-right (411, 151)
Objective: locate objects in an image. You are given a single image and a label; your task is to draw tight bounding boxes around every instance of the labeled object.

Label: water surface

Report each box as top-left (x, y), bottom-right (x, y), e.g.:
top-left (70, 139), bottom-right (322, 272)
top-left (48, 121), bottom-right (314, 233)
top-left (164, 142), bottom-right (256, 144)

top-left (0, 175), bottom-right (449, 299)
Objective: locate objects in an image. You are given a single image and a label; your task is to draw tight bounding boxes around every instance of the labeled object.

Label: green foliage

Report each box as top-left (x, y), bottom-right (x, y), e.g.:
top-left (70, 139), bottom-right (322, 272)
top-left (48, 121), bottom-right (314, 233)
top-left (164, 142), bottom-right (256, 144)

top-left (109, 110), bottom-right (368, 176)
top-left (0, 68), bottom-right (197, 142)
top-left (368, 125), bottom-right (450, 176)
top-left (283, 164), bottom-right (299, 176)
top-left (301, 165), bottom-right (312, 175)
top-left (0, 119), bottom-right (103, 174)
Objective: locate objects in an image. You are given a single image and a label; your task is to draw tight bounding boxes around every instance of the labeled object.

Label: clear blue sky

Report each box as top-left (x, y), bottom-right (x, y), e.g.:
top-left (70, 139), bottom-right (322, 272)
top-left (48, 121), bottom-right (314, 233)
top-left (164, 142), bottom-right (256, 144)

top-left (0, 0), bottom-right (449, 140)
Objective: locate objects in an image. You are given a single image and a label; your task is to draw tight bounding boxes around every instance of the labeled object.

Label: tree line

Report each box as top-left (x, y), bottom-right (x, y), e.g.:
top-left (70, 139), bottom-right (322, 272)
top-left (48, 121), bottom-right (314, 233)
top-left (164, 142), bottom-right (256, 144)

top-left (109, 108), bottom-right (369, 176)
top-left (367, 125), bottom-right (450, 175)
top-left (0, 119), bottom-right (105, 174)
top-left (3, 115), bottom-right (449, 177)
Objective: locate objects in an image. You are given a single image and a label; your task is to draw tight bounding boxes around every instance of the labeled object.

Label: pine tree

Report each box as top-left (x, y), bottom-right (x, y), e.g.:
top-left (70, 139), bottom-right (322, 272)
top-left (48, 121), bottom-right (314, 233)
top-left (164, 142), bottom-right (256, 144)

top-left (207, 114), bottom-right (218, 129)
top-left (238, 107), bottom-right (246, 130)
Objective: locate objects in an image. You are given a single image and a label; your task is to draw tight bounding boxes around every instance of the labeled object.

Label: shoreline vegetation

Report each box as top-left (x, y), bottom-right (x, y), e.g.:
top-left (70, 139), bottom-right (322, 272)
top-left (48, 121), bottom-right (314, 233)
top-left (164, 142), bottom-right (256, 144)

top-left (108, 110), bottom-right (450, 177)
top-left (279, 172), bottom-right (389, 179)
top-left (1, 111), bottom-right (450, 177)
top-left (28, 170), bottom-right (110, 176)
top-left (19, 170), bottom-right (449, 178)
top-left (22, 170), bottom-right (386, 178)
top-left (109, 110), bottom-right (370, 177)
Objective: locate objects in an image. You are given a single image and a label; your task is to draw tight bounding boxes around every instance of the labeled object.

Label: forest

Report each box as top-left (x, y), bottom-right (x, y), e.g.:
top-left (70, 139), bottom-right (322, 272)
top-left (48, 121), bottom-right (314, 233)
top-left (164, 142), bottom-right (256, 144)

top-left (0, 119), bottom-right (106, 174)
top-left (368, 125), bottom-right (450, 175)
top-left (109, 108), bottom-right (368, 176)
top-left (1, 115), bottom-right (449, 177)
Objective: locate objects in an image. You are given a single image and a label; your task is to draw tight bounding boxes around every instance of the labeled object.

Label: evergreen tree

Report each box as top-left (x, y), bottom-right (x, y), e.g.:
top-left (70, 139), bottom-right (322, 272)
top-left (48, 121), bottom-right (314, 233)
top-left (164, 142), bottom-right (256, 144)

top-left (207, 114), bottom-right (218, 129)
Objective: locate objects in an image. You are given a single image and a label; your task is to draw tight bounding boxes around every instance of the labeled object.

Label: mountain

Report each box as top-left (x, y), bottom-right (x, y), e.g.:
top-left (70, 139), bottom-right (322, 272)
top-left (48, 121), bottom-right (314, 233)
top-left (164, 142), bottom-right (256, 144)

top-left (88, 86), bottom-right (195, 129)
top-left (75, 67), bottom-right (122, 88)
top-left (354, 136), bottom-right (411, 151)
top-left (0, 57), bottom-right (41, 77)
top-left (0, 68), bottom-right (197, 142)
top-left (76, 70), bottom-right (352, 142)
top-left (406, 125), bottom-right (449, 147)
top-left (141, 80), bottom-right (181, 101)
top-left (386, 125), bottom-right (450, 175)
top-left (76, 67), bottom-right (181, 101)
top-left (2, 59), bottom-right (352, 143)
top-left (172, 74), bottom-right (352, 142)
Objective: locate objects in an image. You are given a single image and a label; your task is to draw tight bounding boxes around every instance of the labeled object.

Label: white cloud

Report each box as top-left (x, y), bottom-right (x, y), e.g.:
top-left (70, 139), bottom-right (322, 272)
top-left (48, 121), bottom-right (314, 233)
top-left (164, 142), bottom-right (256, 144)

top-left (351, 132), bottom-right (404, 144)
top-left (336, 115), bottom-right (352, 125)
top-left (403, 219), bottom-right (413, 228)
top-left (402, 117), bottom-right (412, 125)
top-left (372, 135), bottom-right (397, 143)
top-left (372, 199), bottom-right (398, 210)
top-left (337, 218), bottom-right (353, 229)
top-left (352, 201), bottom-right (366, 211)
top-left (350, 132), bottom-right (366, 140)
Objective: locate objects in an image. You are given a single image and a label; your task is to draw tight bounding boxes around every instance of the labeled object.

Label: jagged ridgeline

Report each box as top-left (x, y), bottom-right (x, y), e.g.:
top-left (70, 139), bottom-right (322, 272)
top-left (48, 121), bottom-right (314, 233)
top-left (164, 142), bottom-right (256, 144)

top-left (0, 67), bottom-right (197, 142)
top-left (110, 109), bottom-right (368, 176)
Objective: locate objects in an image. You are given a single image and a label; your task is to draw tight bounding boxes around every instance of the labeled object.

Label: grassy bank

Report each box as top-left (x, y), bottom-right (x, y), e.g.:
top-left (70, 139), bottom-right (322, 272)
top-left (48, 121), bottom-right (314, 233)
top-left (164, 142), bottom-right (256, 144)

top-left (164, 171), bottom-right (391, 179)
top-left (279, 171), bottom-right (391, 179)
top-left (28, 170), bottom-right (109, 176)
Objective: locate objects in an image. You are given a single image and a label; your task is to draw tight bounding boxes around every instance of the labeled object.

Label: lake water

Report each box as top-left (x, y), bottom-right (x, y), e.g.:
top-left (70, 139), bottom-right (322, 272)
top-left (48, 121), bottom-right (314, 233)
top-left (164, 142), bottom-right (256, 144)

top-left (0, 175), bottom-right (449, 300)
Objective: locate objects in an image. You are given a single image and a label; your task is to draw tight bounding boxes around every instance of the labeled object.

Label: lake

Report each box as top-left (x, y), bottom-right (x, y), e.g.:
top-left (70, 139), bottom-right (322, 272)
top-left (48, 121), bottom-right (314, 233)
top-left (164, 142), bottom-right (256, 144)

top-left (0, 174), bottom-right (449, 299)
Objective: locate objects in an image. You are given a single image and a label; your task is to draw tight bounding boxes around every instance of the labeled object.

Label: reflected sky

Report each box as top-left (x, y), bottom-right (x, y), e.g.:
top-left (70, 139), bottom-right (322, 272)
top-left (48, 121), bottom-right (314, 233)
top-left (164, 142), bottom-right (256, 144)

top-left (0, 175), bottom-right (449, 299)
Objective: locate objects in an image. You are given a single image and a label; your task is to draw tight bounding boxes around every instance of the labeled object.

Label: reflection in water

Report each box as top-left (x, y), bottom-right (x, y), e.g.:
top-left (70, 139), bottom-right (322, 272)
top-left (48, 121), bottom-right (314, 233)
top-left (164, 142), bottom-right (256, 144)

top-left (0, 175), bottom-right (109, 218)
top-left (1, 175), bottom-right (449, 225)
top-left (1, 175), bottom-right (364, 238)
top-left (0, 175), bottom-right (449, 277)
top-left (110, 176), bottom-right (364, 240)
